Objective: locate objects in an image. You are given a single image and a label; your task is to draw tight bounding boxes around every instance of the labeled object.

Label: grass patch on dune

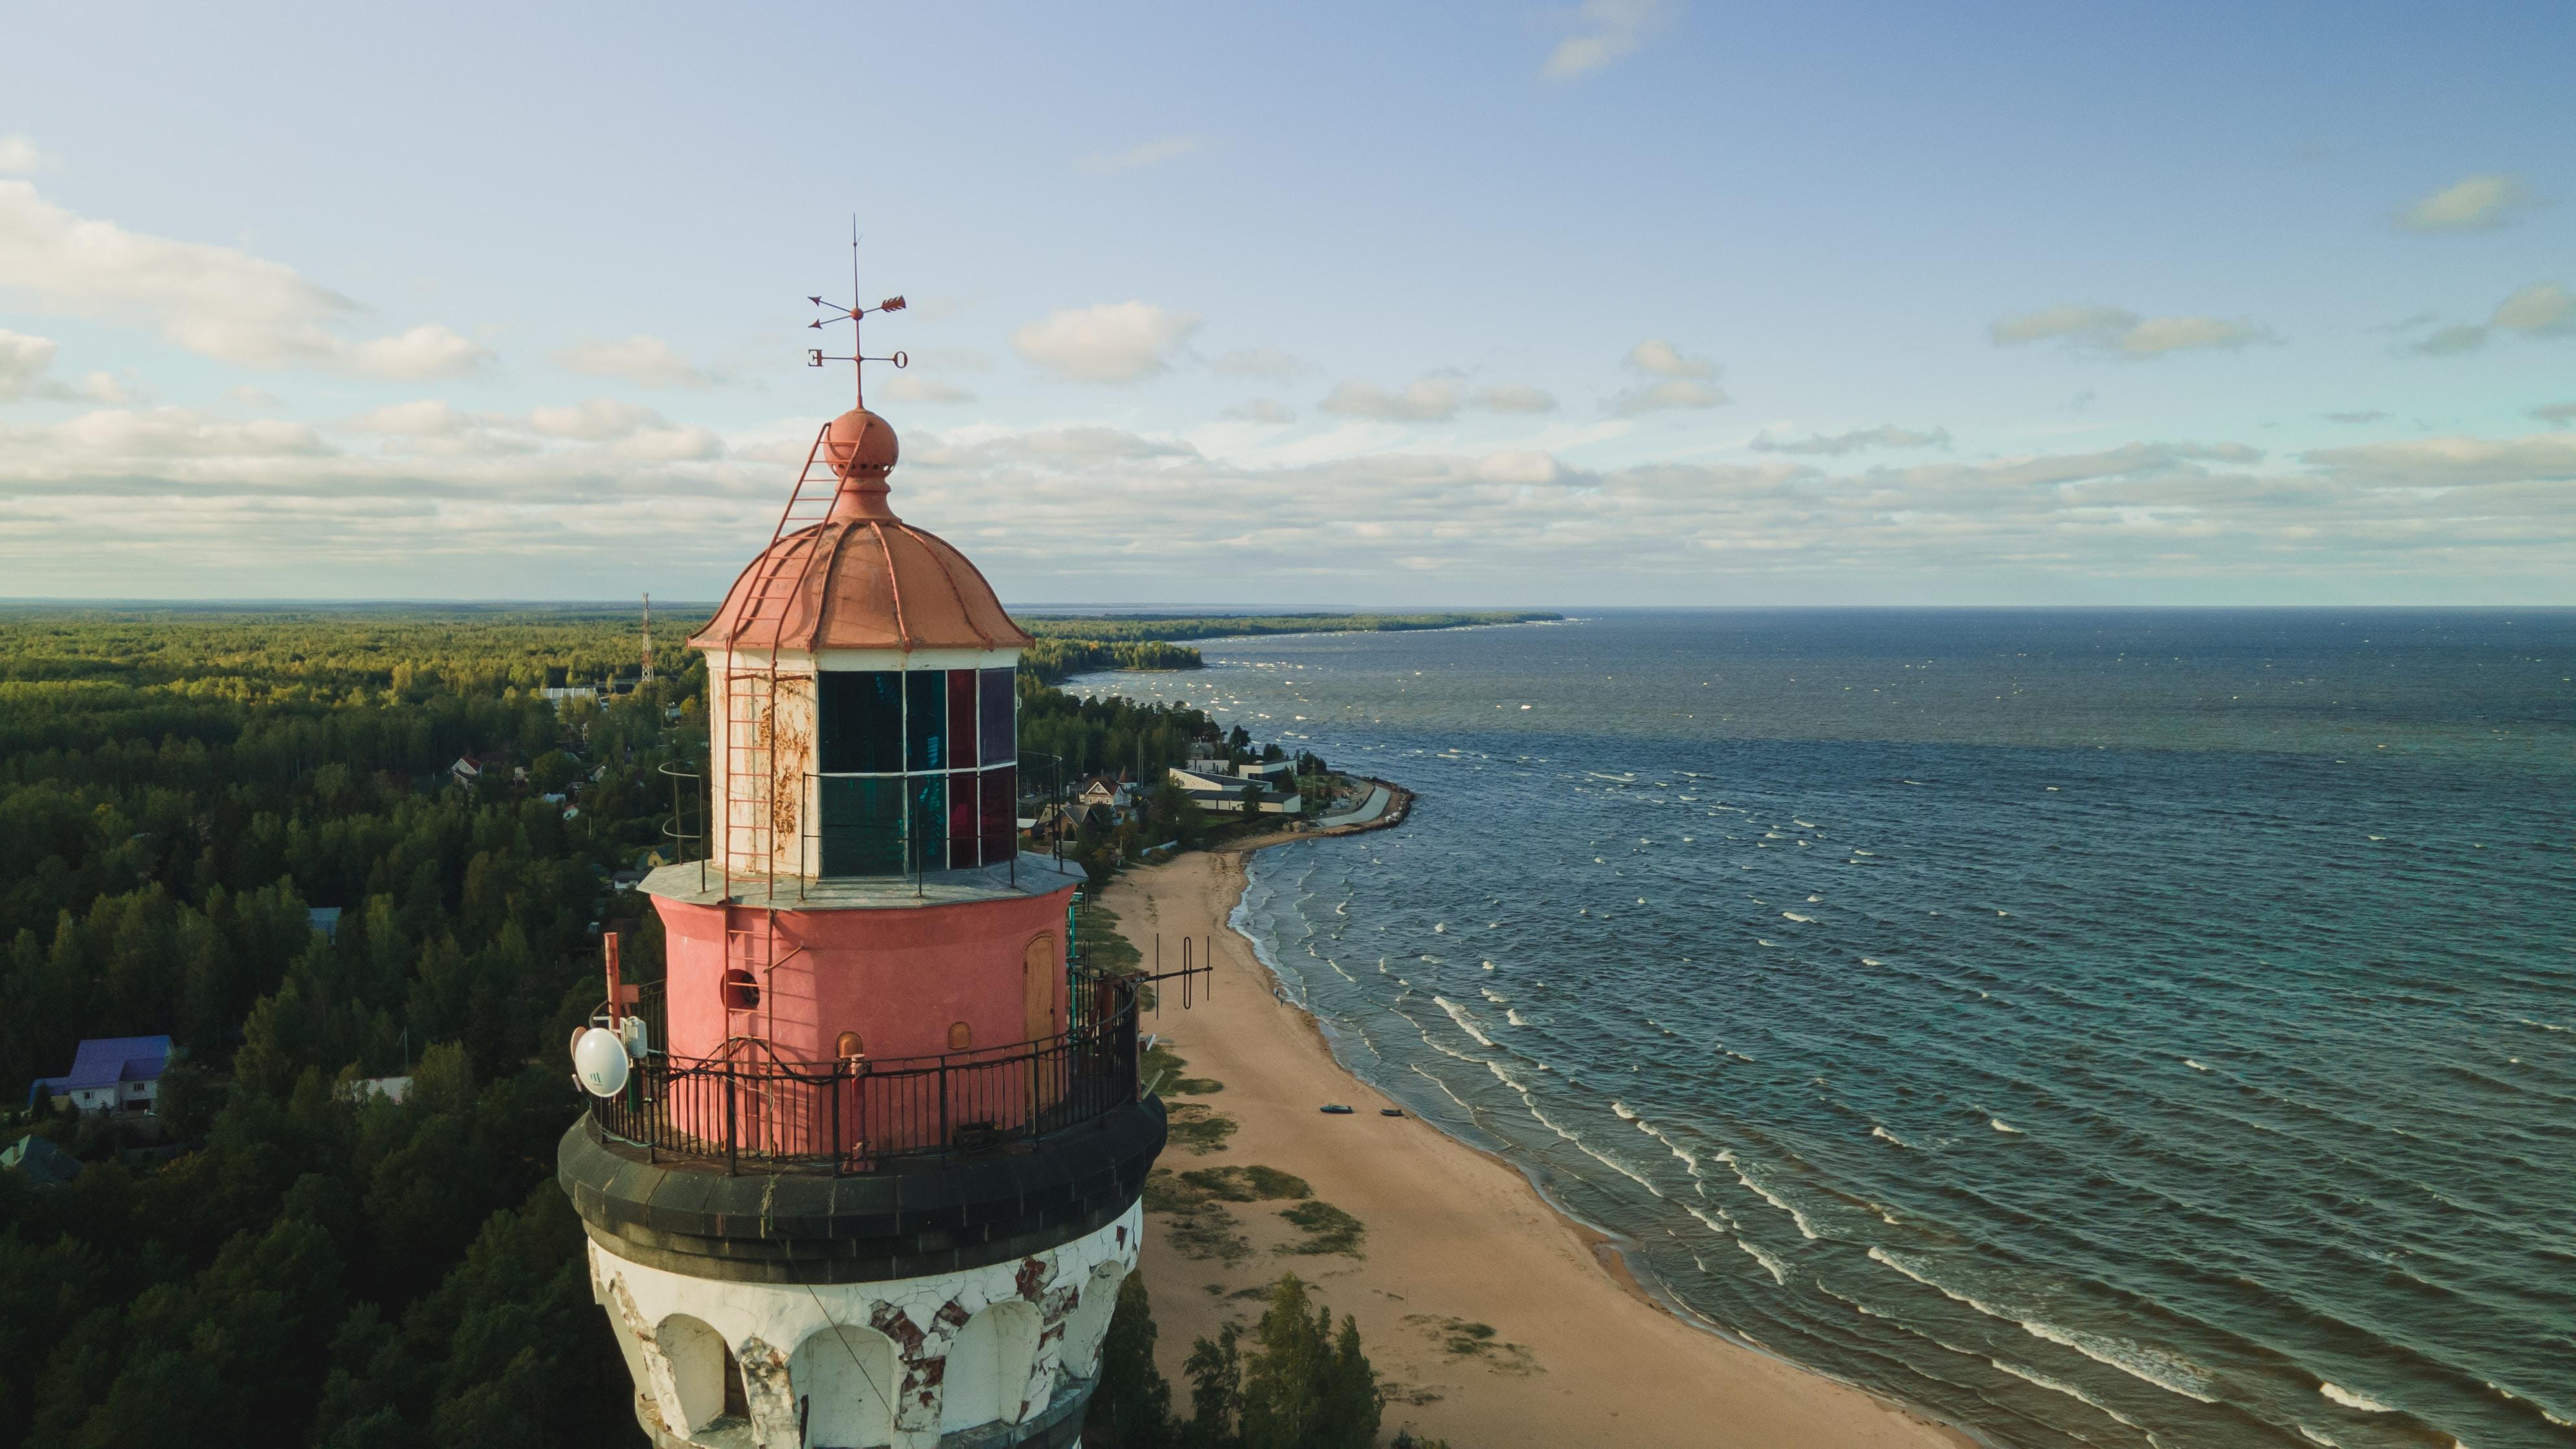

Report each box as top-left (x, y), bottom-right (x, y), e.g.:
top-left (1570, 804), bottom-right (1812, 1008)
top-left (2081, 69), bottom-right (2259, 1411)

top-left (1164, 1102), bottom-right (1238, 1155)
top-left (1181, 1165), bottom-right (1310, 1202)
top-left (1143, 1169), bottom-right (1253, 1265)
top-left (1277, 1200), bottom-right (1366, 1257)
top-left (1403, 1314), bottom-right (1540, 1376)
top-left (1145, 1040), bottom-right (1223, 1096)
top-left (1075, 897), bottom-right (1142, 974)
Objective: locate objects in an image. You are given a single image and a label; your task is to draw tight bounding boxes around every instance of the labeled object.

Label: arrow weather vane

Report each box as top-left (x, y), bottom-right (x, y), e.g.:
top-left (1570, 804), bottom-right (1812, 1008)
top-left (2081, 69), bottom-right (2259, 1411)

top-left (807, 217), bottom-right (906, 409)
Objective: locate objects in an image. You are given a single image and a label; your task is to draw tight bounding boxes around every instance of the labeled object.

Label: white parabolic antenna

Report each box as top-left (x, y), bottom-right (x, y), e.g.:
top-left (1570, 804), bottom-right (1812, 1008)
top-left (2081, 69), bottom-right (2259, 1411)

top-left (573, 1026), bottom-right (631, 1097)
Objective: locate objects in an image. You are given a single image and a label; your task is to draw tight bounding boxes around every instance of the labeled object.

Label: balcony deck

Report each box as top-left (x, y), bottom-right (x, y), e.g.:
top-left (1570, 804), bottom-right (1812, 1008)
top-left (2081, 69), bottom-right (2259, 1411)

top-left (636, 849), bottom-right (1083, 911)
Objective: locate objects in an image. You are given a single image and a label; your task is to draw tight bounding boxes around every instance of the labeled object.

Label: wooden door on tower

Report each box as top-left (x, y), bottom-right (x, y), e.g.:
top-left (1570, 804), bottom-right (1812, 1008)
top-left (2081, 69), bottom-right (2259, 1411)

top-left (1023, 935), bottom-right (1060, 1042)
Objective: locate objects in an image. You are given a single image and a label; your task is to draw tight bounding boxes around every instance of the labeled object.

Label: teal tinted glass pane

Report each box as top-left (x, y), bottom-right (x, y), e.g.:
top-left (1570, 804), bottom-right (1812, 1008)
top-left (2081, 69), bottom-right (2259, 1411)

top-left (979, 668), bottom-right (1014, 764)
top-left (818, 671), bottom-right (903, 773)
top-left (905, 670), bottom-right (944, 772)
top-left (818, 776), bottom-right (903, 876)
top-left (910, 775), bottom-right (947, 872)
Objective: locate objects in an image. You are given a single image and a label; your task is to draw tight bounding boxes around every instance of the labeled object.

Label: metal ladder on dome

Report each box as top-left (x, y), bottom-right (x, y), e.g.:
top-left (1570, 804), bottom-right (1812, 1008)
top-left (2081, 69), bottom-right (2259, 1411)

top-left (716, 421), bottom-right (841, 892)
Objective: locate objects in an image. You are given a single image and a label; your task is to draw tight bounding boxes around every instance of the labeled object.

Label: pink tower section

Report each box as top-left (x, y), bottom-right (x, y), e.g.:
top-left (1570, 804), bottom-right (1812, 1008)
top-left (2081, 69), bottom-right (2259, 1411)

top-left (653, 889), bottom-right (1075, 1067)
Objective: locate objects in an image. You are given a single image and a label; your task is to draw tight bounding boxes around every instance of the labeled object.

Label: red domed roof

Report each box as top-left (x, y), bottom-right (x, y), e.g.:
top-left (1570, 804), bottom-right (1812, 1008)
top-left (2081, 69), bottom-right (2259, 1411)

top-left (690, 409), bottom-right (1031, 654)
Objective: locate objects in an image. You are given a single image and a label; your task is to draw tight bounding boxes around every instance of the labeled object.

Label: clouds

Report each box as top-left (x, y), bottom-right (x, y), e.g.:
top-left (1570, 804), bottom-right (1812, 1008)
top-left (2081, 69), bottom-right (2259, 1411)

top-left (1209, 347), bottom-right (1307, 382)
top-left (1074, 136), bottom-right (1208, 174)
top-left (551, 333), bottom-right (719, 388)
top-left (1222, 398), bottom-right (1298, 424)
top-left (1751, 424), bottom-right (1949, 456)
top-left (335, 396), bottom-right (706, 458)
top-left (0, 327), bottom-right (134, 403)
top-left (347, 323), bottom-right (493, 381)
top-left (0, 133), bottom-right (59, 175)
top-left (2302, 433), bottom-right (2576, 486)
top-left (4, 392), bottom-right (2570, 599)
top-left (2394, 173), bottom-right (2536, 233)
top-left (1317, 376), bottom-right (1558, 422)
top-left (1011, 301), bottom-right (1203, 383)
top-left (1544, 0), bottom-right (1675, 79)
top-left (0, 329), bottom-right (60, 399)
top-left (1321, 377), bottom-right (1464, 422)
top-left (1475, 383), bottom-right (1557, 414)
top-left (1990, 303), bottom-right (2276, 358)
top-left (0, 180), bottom-right (486, 377)
top-left (2403, 280), bottom-right (2574, 357)
top-left (1609, 338), bottom-right (1727, 414)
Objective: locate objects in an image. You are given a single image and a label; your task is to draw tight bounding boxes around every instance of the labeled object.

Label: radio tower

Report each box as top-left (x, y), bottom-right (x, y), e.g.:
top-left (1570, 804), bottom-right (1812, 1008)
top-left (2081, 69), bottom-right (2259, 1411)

top-left (640, 592), bottom-right (655, 687)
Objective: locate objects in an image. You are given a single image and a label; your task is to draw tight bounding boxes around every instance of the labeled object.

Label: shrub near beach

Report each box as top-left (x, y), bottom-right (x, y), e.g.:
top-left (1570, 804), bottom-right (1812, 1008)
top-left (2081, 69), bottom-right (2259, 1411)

top-left (1086, 1274), bottom-right (1391, 1449)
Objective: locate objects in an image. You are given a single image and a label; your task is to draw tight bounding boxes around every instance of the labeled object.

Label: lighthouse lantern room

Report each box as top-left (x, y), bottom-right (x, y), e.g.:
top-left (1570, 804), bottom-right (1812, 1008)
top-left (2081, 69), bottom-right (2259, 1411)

top-left (560, 261), bottom-right (1166, 1449)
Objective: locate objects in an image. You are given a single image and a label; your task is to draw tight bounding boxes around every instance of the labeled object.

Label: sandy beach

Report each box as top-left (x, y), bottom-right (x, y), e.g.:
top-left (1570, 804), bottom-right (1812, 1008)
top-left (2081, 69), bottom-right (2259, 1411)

top-left (1104, 842), bottom-right (1974, 1448)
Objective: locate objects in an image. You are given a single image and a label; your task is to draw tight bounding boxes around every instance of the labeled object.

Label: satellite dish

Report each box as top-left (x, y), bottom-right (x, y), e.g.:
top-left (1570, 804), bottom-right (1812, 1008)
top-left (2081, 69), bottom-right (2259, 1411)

top-left (572, 1026), bottom-right (631, 1098)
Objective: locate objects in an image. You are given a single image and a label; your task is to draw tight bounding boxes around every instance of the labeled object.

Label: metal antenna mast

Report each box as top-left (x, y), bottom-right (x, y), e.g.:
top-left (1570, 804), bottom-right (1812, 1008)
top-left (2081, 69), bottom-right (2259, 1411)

top-left (640, 592), bottom-right (654, 686)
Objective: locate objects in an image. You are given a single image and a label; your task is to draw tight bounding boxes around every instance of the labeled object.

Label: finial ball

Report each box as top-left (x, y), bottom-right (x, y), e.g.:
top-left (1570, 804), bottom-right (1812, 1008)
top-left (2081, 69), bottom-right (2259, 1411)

top-left (825, 407), bottom-right (899, 480)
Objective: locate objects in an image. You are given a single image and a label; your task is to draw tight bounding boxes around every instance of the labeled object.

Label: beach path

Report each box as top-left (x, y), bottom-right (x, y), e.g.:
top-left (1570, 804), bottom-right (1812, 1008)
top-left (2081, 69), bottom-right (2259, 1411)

top-left (1107, 850), bottom-right (1969, 1448)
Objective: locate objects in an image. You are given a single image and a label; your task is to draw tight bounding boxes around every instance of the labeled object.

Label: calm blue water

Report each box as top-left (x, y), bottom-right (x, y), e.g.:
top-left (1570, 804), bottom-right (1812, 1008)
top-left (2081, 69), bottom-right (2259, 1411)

top-left (1079, 610), bottom-right (2576, 1449)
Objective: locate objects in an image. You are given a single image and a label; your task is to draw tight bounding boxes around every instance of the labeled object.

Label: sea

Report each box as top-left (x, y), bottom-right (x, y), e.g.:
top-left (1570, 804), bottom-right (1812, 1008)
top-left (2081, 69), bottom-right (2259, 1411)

top-left (1071, 609), bottom-right (2576, 1449)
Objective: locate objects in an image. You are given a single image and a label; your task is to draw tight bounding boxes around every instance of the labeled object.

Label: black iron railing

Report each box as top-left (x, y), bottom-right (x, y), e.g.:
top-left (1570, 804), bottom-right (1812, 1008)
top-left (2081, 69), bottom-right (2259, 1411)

top-left (584, 974), bottom-right (1142, 1174)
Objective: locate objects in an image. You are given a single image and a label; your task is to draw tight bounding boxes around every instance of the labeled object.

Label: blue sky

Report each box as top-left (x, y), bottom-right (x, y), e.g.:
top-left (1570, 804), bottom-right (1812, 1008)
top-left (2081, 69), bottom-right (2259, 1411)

top-left (1, 2), bottom-right (2570, 605)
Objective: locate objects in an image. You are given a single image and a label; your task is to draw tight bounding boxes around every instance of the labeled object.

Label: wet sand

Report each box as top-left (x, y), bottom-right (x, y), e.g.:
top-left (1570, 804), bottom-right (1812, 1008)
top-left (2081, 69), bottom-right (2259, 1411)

top-left (1105, 846), bottom-right (1973, 1448)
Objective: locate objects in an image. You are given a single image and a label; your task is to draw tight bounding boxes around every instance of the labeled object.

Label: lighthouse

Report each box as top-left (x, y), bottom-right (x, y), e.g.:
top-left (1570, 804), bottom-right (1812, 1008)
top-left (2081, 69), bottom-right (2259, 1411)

top-left (560, 271), bottom-right (1165, 1449)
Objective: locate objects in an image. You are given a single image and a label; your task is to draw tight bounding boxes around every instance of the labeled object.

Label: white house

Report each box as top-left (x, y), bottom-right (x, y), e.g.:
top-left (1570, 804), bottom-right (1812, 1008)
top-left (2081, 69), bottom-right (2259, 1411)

top-left (1164, 767), bottom-right (1303, 816)
top-left (28, 1036), bottom-right (170, 1115)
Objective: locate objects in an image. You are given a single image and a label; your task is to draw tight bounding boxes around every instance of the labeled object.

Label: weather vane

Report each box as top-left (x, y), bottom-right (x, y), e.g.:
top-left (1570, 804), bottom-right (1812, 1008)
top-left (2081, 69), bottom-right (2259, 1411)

top-left (807, 218), bottom-right (906, 409)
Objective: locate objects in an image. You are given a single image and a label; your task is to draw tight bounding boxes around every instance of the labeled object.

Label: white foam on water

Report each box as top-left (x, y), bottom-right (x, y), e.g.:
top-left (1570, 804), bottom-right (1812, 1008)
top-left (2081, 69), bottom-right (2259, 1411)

top-left (2184, 1059), bottom-right (2210, 1072)
top-left (1853, 849), bottom-right (1877, 856)
top-left (1987, 1358), bottom-right (2141, 1429)
top-left (1782, 911), bottom-right (1816, 923)
top-left (1997, 909), bottom-right (2012, 917)
top-left (1991, 1118), bottom-right (2025, 1134)
top-left (1719, 1149), bottom-right (1822, 1239)
top-left (1684, 1200), bottom-right (1738, 1235)
top-left (1432, 922), bottom-right (1446, 933)
top-left (2298, 1428), bottom-right (2340, 1447)
top-left (1481, 960), bottom-right (1495, 971)
top-left (2319, 1384), bottom-right (2395, 1413)
top-left (1434, 997), bottom-right (1496, 1048)
top-left (1408, 1063), bottom-right (1479, 1116)
top-left (1736, 1237), bottom-right (1791, 1285)
top-left (1871, 1125), bottom-right (1914, 1148)
top-left (1807, 894), bottom-right (1824, 902)
top-left (2018, 1320), bottom-right (2220, 1403)
top-left (1502, 1008), bottom-right (1528, 1026)
top-left (1757, 939), bottom-right (1779, 947)
top-left (1611, 1101), bottom-right (1640, 1120)
top-left (1860, 957), bottom-right (1884, 966)
top-left (2519, 1017), bottom-right (2570, 1033)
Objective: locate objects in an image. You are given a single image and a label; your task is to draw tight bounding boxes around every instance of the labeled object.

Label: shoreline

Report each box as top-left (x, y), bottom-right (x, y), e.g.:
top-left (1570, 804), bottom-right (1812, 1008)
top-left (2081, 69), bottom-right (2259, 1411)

top-left (1106, 834), bottom-right (1976, 1448)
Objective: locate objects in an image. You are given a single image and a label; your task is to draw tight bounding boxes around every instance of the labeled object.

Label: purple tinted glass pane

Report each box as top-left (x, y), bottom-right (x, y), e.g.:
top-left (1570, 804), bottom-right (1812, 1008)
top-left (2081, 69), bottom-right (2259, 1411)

top-left (979, 668), bottom-right (1014, 764)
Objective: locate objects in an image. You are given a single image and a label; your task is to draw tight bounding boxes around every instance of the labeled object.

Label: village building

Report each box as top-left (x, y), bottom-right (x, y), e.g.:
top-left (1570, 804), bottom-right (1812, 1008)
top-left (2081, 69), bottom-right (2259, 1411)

top-left (27, 1035), bottom-right (170, 1115)
top-left (1164, 763), bottom-right (1305, 816)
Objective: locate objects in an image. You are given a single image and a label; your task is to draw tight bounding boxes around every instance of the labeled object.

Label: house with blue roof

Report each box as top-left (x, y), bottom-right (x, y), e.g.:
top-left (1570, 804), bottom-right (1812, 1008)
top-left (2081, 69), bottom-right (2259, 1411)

top-left (27, 1036), bottom-right (170, 1115)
